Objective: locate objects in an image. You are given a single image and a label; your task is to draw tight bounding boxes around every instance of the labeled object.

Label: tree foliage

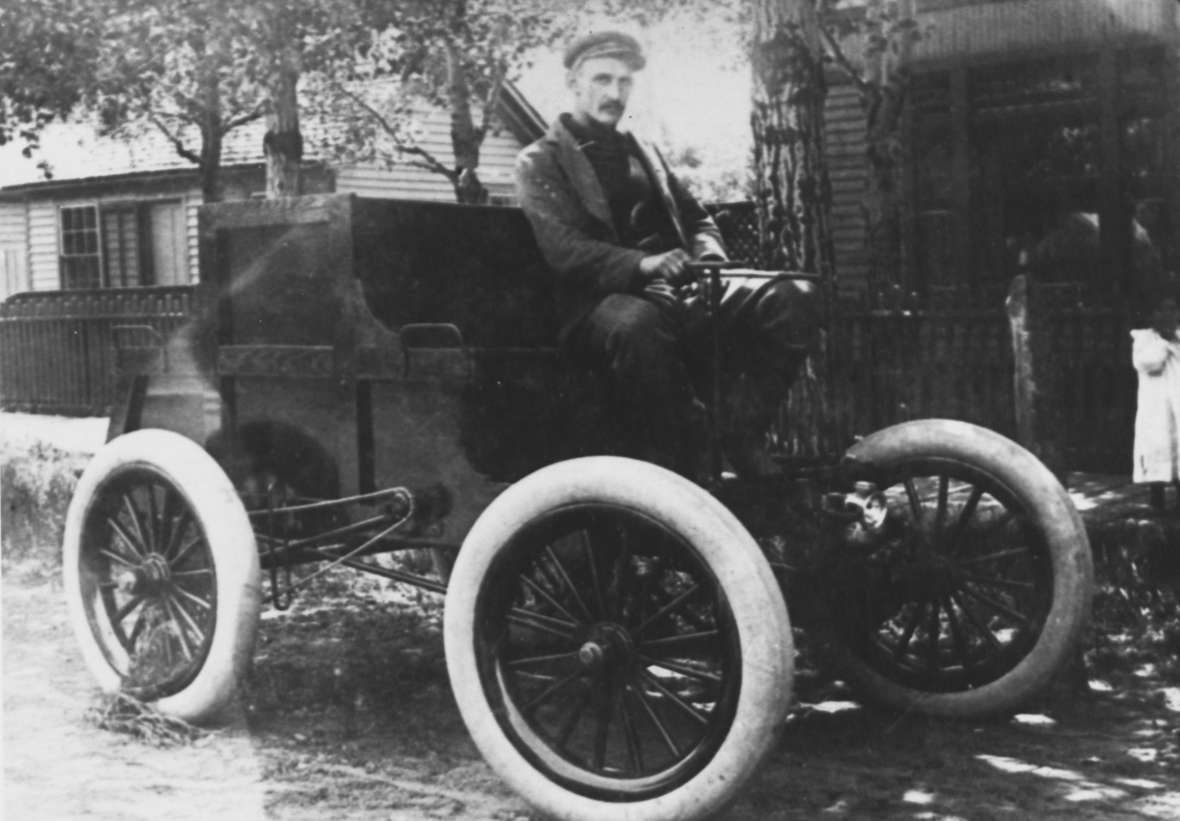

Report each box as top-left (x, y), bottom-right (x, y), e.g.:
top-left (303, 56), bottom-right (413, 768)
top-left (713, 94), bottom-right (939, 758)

top-left (305, 0), bottom-right (573, 203)
top-left (0, 0), bottom-right (100, 169)
top-left (87, 0), bottom-right (270, 201)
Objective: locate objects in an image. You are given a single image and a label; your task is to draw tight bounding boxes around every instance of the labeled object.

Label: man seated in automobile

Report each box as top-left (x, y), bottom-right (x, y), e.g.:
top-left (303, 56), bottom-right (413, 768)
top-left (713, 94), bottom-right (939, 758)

top-left (514, 30), bottom-right (817, 477)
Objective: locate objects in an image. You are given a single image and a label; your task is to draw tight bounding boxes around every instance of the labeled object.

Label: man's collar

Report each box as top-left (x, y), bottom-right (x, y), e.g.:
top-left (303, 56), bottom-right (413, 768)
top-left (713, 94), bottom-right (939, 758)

top-left (550, 113), bottom-right (631, 148)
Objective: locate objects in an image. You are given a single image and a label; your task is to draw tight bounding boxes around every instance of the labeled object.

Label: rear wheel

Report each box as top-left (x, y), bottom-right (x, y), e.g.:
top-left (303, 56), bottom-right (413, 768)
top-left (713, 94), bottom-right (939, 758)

top-left (825, 420), bottom-right (1092, 717)
top-left (445, 457), bottom-right (791, 821)
top-left (62, 429), bottom-right (261, 723)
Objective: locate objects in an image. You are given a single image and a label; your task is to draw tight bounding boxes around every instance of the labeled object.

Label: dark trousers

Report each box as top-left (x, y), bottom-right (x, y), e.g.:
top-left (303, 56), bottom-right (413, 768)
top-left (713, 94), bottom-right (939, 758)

top-left (565, 276), bottom-right (819, 472)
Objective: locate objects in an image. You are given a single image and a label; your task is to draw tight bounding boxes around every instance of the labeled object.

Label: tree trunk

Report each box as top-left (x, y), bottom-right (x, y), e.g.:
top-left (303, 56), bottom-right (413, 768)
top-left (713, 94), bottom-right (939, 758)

top-left (265, 50), bottom-right (302, 198)
top-left (750, 0), bottom-right (834, 279)
top-left (860, 0), bottom-right (914, 294)
top-left (444, 39), bottom-right (488, 205)
top-left (198, 68), bottom-right (223, 203)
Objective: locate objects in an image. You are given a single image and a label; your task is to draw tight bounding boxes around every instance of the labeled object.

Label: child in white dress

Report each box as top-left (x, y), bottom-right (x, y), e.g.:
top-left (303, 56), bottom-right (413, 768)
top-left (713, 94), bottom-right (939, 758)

top-left (1131, 289), bottom-right (1180, 509)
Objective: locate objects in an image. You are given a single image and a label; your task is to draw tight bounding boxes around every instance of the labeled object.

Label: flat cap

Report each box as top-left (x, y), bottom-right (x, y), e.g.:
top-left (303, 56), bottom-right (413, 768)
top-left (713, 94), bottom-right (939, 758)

top-left (563, 30), bottom-right (646, 71)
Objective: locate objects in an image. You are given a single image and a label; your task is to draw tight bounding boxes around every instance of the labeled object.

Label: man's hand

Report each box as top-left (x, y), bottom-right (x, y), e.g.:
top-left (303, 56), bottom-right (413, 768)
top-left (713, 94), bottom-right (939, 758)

top-left (638, 248), bottom-right (691, 283)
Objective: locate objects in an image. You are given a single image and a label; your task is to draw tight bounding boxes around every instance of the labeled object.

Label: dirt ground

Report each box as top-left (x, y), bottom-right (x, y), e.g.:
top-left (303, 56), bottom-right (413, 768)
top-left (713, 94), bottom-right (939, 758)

top-left (3, 412), bottom-right (1180, 820)
top-left (4, 561), bottom-right (1179, 821)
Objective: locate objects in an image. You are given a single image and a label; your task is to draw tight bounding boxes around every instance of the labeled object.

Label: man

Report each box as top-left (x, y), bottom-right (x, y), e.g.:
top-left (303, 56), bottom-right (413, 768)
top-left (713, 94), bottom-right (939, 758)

top-left (515, 30), bottom-right (817, 476)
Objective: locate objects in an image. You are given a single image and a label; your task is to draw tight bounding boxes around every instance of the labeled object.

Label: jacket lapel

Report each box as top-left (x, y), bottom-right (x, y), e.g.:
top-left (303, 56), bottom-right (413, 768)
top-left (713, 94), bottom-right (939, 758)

top-left (632, 137), bottom-right (688, 248)
top-left (550, 120), bottom-right (615, 236)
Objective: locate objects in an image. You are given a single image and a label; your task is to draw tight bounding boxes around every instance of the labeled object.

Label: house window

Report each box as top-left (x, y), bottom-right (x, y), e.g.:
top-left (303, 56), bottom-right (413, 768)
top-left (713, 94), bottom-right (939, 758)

top-left (59, 201), bottom-right (186, 289)
top-left (59, 206), bottom-right (102, 289)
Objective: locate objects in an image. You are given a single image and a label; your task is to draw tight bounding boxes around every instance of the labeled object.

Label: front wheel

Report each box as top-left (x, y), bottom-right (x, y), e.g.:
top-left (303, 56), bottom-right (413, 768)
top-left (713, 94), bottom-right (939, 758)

top-left (823, 419), bottom-right (1093, 718)
top-left (62, 429), bottom-right (261, 723)
top-left (444, 457), bottom-right (792, 821)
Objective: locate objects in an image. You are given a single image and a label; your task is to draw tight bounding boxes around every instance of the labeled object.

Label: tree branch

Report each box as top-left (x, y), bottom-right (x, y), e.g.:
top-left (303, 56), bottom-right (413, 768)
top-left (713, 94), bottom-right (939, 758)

top-left (333, 83), bottom-right (455, 180)
top-left (149, 114), bottom-right (202, 166)
top-left (388, 140), bottom-right (455, 180)
top-left (222, 103), bottom-right (268, 132)
top-left (819, 24), bottom-right (872, 97)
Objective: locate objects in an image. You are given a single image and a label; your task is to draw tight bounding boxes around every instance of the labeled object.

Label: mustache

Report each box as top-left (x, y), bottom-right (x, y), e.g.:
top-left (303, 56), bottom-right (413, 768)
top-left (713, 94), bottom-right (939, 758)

top-left (599, 101), bottom-right (624, 113)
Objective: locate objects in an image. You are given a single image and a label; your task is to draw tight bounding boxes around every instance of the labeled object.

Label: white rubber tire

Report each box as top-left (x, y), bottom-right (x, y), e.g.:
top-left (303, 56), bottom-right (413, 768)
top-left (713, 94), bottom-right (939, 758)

top-left (444, 456), bottom-right (793, 821)
top-left (62, 429), bottom-right (261, 724)
top-left (836, 419), bottom-right (1093, 717)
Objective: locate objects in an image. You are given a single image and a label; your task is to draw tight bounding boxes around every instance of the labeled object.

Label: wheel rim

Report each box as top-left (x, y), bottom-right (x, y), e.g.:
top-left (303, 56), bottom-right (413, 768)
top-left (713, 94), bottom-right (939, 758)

top-left (833, 458), bottom-right (1053, 693)
top-left (474, 503), bottom-right (742, 801)
top-left (77, 465), bottom-right (217, 699)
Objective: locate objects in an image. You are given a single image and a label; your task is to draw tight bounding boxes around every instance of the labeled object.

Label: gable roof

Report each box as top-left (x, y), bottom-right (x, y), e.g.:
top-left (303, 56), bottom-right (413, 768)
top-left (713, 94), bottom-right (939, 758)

top-left (0, 82), bottom-right (546, 193)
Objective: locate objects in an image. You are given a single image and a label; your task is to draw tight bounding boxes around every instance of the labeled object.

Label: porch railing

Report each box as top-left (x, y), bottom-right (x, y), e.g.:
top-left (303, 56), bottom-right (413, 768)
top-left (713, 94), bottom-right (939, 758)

top-left (0, 287), bottom-right (196, 416)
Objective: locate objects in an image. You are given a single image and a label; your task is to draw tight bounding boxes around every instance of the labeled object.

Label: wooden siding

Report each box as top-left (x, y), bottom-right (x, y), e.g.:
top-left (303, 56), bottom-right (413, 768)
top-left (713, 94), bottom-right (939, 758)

top-left (27, 202), bottom-right (58, 291)
top-left (916, 0), bottom-right (1174, 63)
top-left (824, 83), bottom-right (869, 292)
top-left (0, 202), bottom-right (29, 299)
top-left (21, 187), bottom-right (203, 293)
top-left (335, 110), bottom-right (525, 203)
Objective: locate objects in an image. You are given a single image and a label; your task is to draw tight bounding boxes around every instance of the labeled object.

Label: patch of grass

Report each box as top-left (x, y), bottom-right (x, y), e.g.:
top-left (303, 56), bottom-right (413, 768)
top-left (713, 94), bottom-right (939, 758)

top-left (85, 691), bottom-right (208, 747)
top-left (1, 439), bottom-right (87, 576)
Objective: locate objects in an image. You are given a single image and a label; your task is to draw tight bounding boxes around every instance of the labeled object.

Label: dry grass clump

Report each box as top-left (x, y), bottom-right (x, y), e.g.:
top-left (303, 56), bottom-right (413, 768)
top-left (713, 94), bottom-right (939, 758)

top-left (1, 438), bottom-right (87, 575)
top-left (85, 691), bottom-right (208, 747)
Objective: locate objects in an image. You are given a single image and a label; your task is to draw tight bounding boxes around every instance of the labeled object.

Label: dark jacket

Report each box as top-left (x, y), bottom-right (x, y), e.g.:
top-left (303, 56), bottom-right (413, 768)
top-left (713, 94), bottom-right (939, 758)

top-left (514, 117), bottom-right (726, 338)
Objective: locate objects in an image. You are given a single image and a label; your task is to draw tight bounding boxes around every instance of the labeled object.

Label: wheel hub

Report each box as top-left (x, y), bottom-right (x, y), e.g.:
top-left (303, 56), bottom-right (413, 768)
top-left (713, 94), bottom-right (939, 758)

top-left (115, 553), bottom-right (172, 595)
top-left (577, 623), bottom-right (634, 672)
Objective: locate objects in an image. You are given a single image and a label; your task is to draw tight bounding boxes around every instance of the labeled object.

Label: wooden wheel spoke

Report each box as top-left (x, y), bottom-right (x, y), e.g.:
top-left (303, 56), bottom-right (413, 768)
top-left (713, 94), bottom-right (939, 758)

top-left (542, 546), bottom-right (594, 623)
top-left (935, 475), bottom-right (950, 531)
top-left (170, 568), bottom-right (214, 578)
top-left (521, 668), bottom-right (584, 714)
top-left (957, 546), bottom-right (1030, 567)
top-left (507, 608), bottom-right (577, 642)
top-left (114, 594), bottom-right (146, 623)
top-left (521, 569), bottom-right (582, 626)
top-left (639, 655), bottom-right (722, 685)
top-left (507, 649), bottom-right (578, 669)
top-left (634, 583), bottom-right (702, 638)
top-left (162, 503), bottom-right (192, 561)
top-left (106, 515), bottom-right (146, 562)
top-left (958, 584), bottom-right (1033, 629)
top-left (169, 534), bottom-right (204, 568)
top-left (609, 525), bottom-right (634, 621)
top-left (555, 687), bottom-right (591, 751)
top-left (171, 583), bottom-right (212, 611)
top-left (638, 629), bottom-right (721, 656)
top-left (628, 681), bottom-right (681, 758)
top-left (580, 530), bottom-right (608, 620)
top-left (167, 593), bottom-right (208, 646)
top-left (99, 547), bottom-right (137, 568)
top-left (592, 678), bottom-right (614, 771)
top-left (122, 493), bottom-right (151, 557)
top-left (903, 478), bottom-right (923, 521)
top-left (949, 486), bottom-right (985, 551)
top-left (618, 685), bottom-right (645, 775)
top-left (639, 669), bottom-right (709, 726)
top-left (959, 573), bottom-right (1035, 592)
top-left (950, 591), bottom-right (1005, 650)
top-left (144, 483), bottom-right (161, 554)
top-left (161, 597), bottom-right (196, 661)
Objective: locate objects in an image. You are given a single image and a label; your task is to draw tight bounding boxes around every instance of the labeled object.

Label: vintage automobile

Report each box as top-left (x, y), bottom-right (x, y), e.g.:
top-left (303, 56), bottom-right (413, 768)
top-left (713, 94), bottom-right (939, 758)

top-left (61, 194), bottom-right (1093, 821)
